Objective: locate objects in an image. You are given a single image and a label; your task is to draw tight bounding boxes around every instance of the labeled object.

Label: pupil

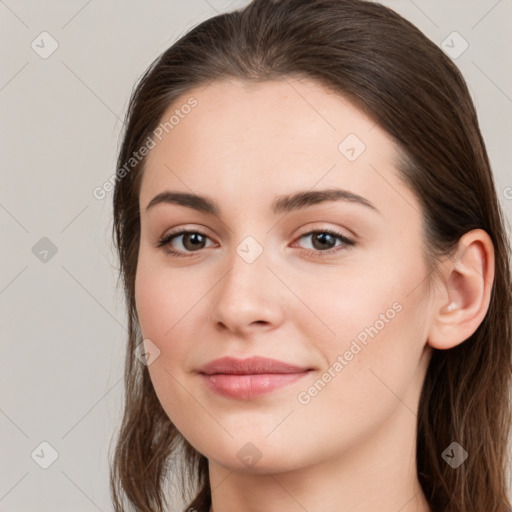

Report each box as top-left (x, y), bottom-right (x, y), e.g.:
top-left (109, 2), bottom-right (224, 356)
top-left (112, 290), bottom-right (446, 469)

top-left (314, 233), bottom-right (334, 250)
top-left (185, 233), bottom-right (204, 250)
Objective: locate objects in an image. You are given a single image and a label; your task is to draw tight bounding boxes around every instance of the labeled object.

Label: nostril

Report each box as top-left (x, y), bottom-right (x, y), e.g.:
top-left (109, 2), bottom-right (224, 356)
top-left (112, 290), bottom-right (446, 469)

top-left (251, 320), bottom-right (270, 327)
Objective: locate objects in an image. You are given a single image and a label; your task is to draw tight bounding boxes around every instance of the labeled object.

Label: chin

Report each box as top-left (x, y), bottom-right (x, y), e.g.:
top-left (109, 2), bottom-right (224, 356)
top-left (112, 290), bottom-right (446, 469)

top-left (205, 440), bottom-right (312, 475)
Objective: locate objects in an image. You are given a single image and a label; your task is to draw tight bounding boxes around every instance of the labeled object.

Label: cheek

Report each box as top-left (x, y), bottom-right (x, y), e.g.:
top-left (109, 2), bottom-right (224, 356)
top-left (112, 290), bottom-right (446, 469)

top-left (300, 242), bottom-right (430, 390)
top-left (298, 249), bottom-right (413, 344)
top-left (291, 287), bottom-right (429, 456)
top-left (135, 263), bottom-right (169, 339)
top-left (135, 250), bottom-right (195, 340)
top-left (134, 257), bottom-right (198, 422)
top-left (134, 252), bottom-right (210, 375)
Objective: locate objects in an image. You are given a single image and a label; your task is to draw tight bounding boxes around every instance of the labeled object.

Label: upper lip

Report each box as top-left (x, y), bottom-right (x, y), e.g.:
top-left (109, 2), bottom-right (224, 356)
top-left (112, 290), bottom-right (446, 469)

top-left (197, 356), bottom-right (312, 375)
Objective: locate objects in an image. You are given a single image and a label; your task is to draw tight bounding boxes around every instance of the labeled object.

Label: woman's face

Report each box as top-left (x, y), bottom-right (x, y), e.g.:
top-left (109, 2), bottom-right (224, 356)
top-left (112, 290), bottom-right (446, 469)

top-left (135, 78), bottom-right (434, 473)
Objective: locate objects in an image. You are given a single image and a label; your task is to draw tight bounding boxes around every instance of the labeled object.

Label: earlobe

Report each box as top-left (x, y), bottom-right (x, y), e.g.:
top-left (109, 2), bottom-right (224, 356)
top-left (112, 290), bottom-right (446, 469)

top-left (427, 229), bottom-right (495, 350)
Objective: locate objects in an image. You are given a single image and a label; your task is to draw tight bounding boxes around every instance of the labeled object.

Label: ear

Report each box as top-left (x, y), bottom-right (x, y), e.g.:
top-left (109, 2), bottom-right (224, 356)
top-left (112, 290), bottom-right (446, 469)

top-left (427, 229), bottom-right (495, 350)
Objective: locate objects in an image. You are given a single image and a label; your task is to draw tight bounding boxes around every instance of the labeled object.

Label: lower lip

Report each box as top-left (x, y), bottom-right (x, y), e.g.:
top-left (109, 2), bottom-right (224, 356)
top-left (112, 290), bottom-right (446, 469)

top-left (200, 372), bottom-right (311, 400)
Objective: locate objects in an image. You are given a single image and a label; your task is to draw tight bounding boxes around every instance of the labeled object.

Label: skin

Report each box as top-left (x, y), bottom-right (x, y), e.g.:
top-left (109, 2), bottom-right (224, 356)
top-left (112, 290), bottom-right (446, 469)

top-left (135, 78), bottom-right (494, 512)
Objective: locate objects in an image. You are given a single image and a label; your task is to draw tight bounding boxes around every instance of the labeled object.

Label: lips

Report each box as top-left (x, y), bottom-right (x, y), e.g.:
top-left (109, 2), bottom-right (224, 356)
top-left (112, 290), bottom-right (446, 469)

top-left (197, 356), bottom-right (312, 375)
top-left (197, 356), bottom-right (314, 400)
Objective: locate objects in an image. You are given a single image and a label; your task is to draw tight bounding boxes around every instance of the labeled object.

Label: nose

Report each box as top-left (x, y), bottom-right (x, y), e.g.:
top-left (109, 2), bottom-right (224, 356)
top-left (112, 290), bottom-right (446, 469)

top-left (209, 246), bottom-right (286, 336)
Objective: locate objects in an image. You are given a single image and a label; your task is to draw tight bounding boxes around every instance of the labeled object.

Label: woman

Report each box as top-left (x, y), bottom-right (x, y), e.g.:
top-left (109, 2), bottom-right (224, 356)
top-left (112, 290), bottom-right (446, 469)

top-left (109, 1), bottom-right (512, 511)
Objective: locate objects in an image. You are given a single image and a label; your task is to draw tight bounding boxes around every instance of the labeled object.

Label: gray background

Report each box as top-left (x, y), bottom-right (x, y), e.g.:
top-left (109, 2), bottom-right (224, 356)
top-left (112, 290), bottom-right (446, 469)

top-left (1, 1), bottom-right (511, 511)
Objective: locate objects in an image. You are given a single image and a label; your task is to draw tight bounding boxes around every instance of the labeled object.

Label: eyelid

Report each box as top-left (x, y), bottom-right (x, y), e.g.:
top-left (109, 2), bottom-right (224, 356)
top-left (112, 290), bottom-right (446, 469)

top-left (293, 222), bottom-right (354, 240)
top-left (155, 226), bottom-right (214, 250)
top-left (291, 228), bottom-right (355, 254)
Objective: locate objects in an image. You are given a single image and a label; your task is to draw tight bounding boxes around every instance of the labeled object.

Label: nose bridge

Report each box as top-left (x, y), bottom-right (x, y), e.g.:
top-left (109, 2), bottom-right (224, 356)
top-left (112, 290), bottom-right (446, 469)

top-left (210, 233), bottom-right (284, 330)
top-left (220, 234), bottom-right (271, 303)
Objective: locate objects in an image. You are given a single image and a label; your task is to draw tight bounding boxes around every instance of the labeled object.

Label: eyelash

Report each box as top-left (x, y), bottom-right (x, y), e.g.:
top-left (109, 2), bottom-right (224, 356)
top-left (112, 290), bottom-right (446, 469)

top-left (155, 228), bottom-right (355, 258)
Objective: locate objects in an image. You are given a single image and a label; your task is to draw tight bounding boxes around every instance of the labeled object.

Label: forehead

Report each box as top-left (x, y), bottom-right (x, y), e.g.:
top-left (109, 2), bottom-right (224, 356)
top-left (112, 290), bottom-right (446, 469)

top-left (139, 78), bottom-right (416, 220)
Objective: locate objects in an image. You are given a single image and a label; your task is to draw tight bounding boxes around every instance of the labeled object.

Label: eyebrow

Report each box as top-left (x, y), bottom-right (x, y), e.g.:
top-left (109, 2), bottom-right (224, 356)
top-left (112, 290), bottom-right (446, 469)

top-left (145, 188), bottom-right (379, 216)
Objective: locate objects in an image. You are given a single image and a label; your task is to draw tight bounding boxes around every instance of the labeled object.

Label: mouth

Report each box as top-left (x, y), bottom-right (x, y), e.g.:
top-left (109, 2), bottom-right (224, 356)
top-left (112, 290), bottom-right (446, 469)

top-left (197, 355), bottom-right (313, 375)
top-left (197, 356), bottom-right (314, 400)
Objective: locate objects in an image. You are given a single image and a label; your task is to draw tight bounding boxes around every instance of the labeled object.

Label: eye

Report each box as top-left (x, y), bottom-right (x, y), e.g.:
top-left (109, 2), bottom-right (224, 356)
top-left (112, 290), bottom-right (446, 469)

top-left (156, 229), bottom-right (215, 257)
top-left (292, 229), bottom-right (355, 256)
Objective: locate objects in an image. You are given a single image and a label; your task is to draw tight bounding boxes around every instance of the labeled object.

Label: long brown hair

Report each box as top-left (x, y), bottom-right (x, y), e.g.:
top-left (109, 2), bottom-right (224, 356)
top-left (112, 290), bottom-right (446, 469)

top-left (110, 1), bottom-right (512, 510)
